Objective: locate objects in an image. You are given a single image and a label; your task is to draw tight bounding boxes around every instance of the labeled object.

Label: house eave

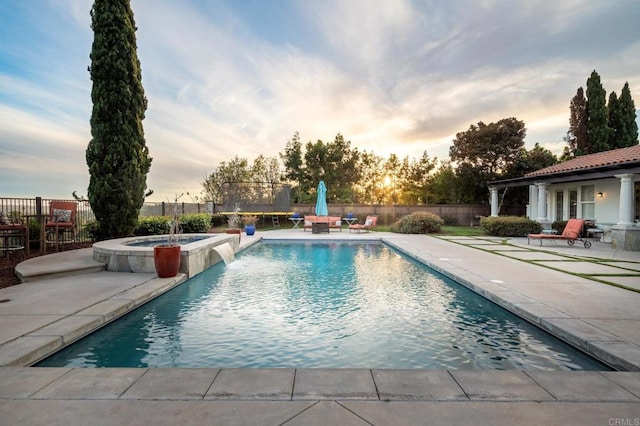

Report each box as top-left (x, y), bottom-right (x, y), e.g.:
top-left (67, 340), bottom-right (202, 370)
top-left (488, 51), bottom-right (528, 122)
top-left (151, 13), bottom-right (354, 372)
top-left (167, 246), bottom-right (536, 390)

top-left (489, 164), bottom-right (640, 189)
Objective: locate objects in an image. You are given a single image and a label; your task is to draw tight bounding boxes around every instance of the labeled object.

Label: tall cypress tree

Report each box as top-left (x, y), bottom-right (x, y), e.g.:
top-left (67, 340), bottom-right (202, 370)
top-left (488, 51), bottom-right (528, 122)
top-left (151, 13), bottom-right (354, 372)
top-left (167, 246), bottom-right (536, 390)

top-left (585, 70), bottom-right (612, 153)
top-left (86, 0), bottom-right (152, 238)
top-left (607, 91), bottom-right (622, 149)
top-left (568, 87), bottom-right (589, 156)
top-left (617, 82), bottom-right (639, 147)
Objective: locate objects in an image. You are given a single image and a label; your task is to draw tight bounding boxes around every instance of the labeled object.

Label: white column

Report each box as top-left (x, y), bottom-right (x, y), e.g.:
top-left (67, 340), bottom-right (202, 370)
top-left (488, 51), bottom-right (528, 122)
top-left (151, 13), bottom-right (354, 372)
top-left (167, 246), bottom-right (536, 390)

top-left (535, 182), bottom-right (547, 222)
top-left (490, 187), bottom-right (499, 217)
top-left (615, 174), bottom-right (635, 225)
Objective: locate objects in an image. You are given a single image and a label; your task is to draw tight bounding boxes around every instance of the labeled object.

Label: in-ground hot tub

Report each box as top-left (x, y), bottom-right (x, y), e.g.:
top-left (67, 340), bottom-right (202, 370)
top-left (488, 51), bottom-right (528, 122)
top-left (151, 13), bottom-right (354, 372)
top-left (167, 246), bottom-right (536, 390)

top-left (93, 233), bottom-right (240, 278)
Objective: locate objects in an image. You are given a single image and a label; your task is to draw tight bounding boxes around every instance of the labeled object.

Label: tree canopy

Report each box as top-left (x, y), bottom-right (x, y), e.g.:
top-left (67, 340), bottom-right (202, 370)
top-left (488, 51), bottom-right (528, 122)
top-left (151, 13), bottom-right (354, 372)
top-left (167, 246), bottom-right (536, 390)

top-left (203, 119), bottom-right (552, 208)
top-left (568, 87), bottom-right (588, 155)
top-left (449, 117), bottom-right (527, 203)
top-left (567, 71), bottom-right (637, 157)
top-left (586, 70), bottom-right (611, 153)
top-left (616, 82), bottom-right (639, 148)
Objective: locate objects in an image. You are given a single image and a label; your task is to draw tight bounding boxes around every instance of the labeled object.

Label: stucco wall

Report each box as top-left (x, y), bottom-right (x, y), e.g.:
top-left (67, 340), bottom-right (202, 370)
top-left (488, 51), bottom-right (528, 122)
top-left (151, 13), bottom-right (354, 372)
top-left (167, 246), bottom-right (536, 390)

top-left (527, 177), bottom-right (621, 225)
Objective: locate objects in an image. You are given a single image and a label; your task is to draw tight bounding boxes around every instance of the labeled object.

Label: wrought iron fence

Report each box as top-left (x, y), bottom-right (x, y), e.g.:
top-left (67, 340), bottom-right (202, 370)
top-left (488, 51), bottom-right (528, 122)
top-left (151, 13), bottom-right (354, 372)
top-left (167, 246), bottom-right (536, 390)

top-left (1, 196), bottom-right (494, 246)
top-left (0, 197), bottom-right (94, 244)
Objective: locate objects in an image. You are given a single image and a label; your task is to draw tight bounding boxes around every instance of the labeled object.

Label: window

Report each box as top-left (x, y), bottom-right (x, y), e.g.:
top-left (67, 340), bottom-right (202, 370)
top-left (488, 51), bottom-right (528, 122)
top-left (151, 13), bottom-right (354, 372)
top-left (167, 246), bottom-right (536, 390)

top-left (555, 191), bottom-right (564, 221)
top-left (581, 185), bottom-right (595, 219)
top-left (569, 190), bottom-right (577, 219)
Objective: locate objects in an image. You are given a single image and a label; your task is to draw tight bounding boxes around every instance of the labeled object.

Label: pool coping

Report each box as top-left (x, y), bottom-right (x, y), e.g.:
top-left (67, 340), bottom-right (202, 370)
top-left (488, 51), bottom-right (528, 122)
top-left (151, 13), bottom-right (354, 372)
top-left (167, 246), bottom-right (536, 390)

top-left (1, 231), bottom-right (639, 423)
top-left (2, 232), bottom-right (640, 370)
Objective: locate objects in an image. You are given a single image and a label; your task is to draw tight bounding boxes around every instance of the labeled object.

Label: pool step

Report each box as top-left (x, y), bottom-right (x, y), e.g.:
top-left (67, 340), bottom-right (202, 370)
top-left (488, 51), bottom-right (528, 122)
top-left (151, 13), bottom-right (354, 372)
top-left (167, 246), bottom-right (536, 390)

top-left (15, 248), bottom-right (106, 283)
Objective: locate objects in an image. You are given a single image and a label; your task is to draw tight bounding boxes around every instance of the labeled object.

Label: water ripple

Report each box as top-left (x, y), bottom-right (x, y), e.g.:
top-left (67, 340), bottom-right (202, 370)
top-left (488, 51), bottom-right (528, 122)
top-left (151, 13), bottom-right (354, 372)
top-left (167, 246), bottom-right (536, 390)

top-left (38, 242), bottom-right (608, 370)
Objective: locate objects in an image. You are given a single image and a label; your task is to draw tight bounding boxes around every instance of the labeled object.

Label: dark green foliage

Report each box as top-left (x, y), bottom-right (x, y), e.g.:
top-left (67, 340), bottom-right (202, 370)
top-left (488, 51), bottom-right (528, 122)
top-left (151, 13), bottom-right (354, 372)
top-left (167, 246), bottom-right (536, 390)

top-left (86, 0), bottom-right (152, 239)
top-left (210, 214), bottom-right (227, 228)
top-left (617, 82), bottom-right (639, 147)
top-left (280, 132), bottom-right (305, 203)
top-left (568, 87), bottom-right (589, 156)
top-left (551, 220), bottom-right (567, 234)
top-left (449, 117), bottom-right (526, 203)
top-left (27, 218), bottom-right (42, 248)
top-left (277, 132), bottom-right (361, 203)
top-left (586, 70), bottom-right (612, 153)
top-left (132, 214), bottom-right (211, 236)
top-left (401, 151), bottom-right (437, 204)
top-left (480, 216), bottom-right (542, 237)
top-left (83, 220), bottom-right (101, 241)
top-left (502, 143), bottom-right (557, 205)
top-left (180, 214), bottom-right (211, 233)
top-left (390, 211), bottom-right (444, 234)
top-left (133, 216), bottom-right (170, 236)
top-left (567, 74), bottom-right (637, 156)
top-left (607, 91), bottom-right (622, 149)
top-left (303, 134), bottom-right (361, 203)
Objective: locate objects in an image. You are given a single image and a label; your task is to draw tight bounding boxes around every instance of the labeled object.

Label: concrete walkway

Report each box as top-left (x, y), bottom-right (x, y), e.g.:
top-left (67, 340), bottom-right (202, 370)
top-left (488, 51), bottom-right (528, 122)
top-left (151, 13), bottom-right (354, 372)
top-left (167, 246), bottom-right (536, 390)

top-left (1, 230), bottom-right (639, 425)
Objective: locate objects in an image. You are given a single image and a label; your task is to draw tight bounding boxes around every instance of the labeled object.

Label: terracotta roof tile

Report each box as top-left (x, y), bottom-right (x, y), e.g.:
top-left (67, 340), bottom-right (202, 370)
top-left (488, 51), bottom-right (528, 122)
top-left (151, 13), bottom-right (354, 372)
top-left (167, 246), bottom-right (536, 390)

top-left (526, 145), bottom-right (640, 177)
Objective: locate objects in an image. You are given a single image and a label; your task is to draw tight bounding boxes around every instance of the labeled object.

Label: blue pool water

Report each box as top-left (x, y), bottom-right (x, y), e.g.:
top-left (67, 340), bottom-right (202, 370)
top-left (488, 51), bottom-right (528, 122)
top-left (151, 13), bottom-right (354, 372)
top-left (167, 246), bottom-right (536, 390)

top-left (124, 235), bottom-right (209, 247)
top-left (38, 242), bottom-right (608, 370)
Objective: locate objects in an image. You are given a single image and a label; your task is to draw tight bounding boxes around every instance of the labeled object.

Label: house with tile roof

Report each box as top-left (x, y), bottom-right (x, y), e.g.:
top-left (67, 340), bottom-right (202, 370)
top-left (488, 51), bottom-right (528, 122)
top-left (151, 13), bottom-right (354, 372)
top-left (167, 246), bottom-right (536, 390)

top-left (489, 145), bottom-right (640, 251)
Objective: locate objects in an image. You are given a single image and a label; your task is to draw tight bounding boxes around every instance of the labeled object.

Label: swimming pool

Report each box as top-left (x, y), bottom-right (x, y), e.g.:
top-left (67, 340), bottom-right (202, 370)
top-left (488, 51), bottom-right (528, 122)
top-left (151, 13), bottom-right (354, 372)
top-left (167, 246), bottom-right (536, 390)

top-left (38, 241), bottom-right (608, 370)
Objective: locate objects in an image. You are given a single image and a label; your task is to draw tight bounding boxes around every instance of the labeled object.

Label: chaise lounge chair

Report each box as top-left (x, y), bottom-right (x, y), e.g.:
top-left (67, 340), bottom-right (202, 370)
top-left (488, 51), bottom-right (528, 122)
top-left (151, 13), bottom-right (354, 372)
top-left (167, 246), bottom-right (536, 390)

top-left (349, 216), bottom-right (378, 233)
top-left (527, 218), bottom-right (591, 248)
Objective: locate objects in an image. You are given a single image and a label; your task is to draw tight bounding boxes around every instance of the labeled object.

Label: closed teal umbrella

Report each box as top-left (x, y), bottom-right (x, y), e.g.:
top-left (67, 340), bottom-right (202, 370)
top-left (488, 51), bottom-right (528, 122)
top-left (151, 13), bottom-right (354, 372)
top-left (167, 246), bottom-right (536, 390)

top-left (315, 180), bottom-right (328, 216)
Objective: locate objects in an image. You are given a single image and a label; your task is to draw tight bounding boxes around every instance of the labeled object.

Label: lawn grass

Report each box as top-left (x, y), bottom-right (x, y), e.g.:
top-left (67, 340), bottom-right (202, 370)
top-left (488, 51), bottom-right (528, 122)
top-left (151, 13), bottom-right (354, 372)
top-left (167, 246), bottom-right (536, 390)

top-left (212, 223), bottom-right (486, 236)
top-left (440, 225), bottom-right (486, 236)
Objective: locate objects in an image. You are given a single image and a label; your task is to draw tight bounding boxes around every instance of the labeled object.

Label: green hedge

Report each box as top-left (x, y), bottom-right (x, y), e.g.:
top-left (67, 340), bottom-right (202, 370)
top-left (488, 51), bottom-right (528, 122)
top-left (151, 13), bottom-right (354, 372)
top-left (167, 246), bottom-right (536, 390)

top-left (180, 213), bottom-right (211, 233)
top-left (134, 216), bottom-right (170, 236)
top-left (391, 211), bottom-right (444, 234)
top-left (133, 213), bottom-right (211, 236)
top-left (82, 214), bottom-right (214, 241)
top-left (210, 214), bottom-right (227, 228)
top-left (480, 216), bottom-right (542, 237)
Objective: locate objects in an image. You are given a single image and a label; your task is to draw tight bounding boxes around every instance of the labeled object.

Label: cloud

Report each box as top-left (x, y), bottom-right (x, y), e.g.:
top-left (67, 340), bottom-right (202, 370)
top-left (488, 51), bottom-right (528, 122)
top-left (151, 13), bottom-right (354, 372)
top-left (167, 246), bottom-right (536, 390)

top-left (1, 0), bottom-right (639, 201)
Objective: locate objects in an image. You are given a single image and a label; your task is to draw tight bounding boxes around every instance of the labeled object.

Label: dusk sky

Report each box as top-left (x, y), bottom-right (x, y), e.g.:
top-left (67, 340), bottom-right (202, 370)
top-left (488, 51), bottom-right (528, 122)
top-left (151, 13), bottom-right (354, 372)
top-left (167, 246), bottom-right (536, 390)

top-left (1, 0), bottom-right (639, 202)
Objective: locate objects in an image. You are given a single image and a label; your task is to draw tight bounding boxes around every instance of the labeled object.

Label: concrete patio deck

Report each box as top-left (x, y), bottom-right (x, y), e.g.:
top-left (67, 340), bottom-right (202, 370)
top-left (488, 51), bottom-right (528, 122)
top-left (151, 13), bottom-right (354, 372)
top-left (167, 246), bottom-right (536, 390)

top-left (1, 229), bottom-right (639, 425)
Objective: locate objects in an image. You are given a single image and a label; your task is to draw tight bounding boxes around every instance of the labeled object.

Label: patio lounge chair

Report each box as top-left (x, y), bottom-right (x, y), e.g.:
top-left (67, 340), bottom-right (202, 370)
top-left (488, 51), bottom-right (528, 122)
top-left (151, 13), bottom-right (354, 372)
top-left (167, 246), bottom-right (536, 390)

top-left (527, 218), bottom-right (591, 248)
top-left (349, 215), bottom-right (378, 233)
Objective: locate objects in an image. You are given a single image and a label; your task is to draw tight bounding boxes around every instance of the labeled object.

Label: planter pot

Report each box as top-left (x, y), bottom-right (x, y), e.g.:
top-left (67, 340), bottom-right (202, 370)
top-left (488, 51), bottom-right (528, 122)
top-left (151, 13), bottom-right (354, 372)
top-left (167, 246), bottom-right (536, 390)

top-left (154, 244), bottom-right (181, 278)
top-left (244, 224), bottom-right (256, 236)
top-left (226, 228), bottom-right (242, 243)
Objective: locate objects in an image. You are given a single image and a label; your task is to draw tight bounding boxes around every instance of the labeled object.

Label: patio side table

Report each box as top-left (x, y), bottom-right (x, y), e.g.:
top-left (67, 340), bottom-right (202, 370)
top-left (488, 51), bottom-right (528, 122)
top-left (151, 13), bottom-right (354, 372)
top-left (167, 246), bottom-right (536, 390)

top-left (0, 223), bottom-right (29, 259)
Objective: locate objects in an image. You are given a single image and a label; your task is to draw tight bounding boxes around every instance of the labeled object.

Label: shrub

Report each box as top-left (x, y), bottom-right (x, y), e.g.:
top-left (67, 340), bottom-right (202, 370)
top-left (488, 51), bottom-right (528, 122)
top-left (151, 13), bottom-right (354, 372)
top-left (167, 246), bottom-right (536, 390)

top-left (391, 211), bottom-right (444, 234)
top-left (26, 218), bottom-right (43, 248)
top-left (83, 220), bottom-right (102, 241)
top-left (552, 220), bottom-right (567, 233)
top-left (480, 216), bottom-right (542, 237)
top-left (134, 216), bottom-right (170, 236)
top-left (181, 213), bottom-right (211, 233)
top-left (210, 214), bottom-right (226, 228)
top-left (133, 214), bottom-right (211, 236)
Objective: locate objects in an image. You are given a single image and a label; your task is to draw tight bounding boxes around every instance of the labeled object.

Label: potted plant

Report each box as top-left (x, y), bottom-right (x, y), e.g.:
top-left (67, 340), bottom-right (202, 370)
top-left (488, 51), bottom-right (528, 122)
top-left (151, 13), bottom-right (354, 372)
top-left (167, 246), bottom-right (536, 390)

top-left (226, 205), bottom-right (242, 242)
top-left (243, 215), bottom-right (257, 236)
top-left (154, 194), bottom-right (182, 278)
